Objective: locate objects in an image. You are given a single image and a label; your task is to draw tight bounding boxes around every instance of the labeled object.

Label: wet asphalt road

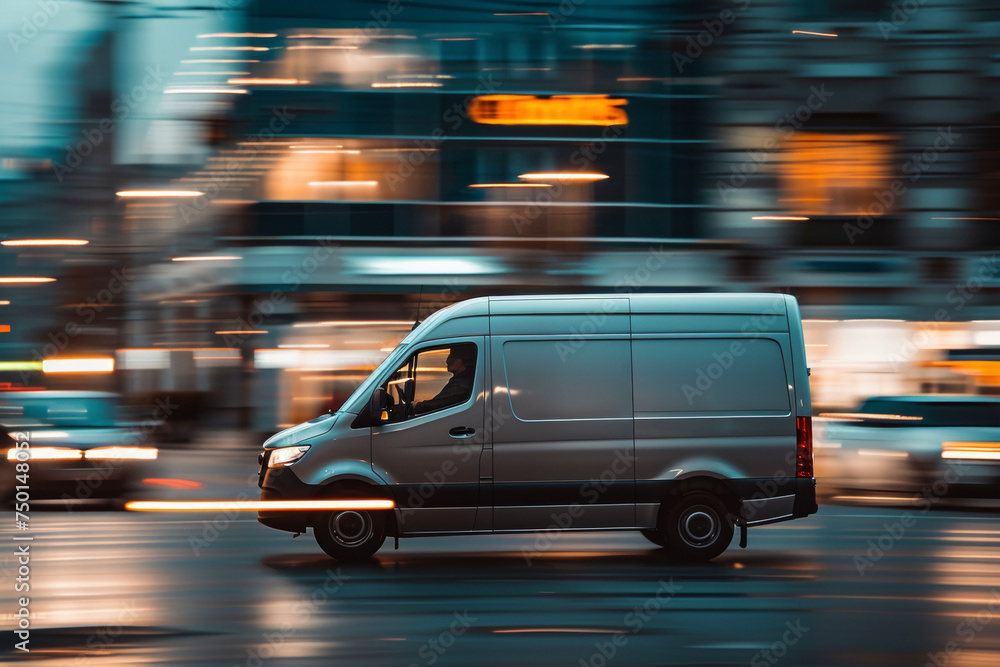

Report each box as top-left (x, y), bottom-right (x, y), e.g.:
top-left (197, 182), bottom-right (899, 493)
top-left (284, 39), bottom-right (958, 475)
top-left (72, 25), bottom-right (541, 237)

top-left (4, 501), bottom-right (1000, 667)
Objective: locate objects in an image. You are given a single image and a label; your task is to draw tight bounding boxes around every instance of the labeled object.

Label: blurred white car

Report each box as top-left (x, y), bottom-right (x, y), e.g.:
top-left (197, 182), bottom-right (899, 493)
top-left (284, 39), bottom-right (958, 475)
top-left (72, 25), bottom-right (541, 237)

top-left (817, 395), bottom-right (1000, 499)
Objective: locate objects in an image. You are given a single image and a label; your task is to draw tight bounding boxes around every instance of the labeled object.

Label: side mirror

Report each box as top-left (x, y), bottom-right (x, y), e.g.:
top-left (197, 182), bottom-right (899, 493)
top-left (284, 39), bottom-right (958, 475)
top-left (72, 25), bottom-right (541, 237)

top-left (369, 388), bottom-right (390, 424)
top-left (400, 378), bottom-right (415, 404)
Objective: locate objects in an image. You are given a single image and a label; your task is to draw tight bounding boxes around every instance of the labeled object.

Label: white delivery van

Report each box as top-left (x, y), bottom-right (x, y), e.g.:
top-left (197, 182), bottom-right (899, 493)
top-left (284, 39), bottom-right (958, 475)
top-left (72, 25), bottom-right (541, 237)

top-left (257, 293), bottom-right (816, 562)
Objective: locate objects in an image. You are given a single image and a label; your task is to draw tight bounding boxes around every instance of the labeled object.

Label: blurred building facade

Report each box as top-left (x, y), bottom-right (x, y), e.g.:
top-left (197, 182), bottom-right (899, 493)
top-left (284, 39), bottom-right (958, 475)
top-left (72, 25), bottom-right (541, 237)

top-left (3, 0), bottom-right (1000, 426)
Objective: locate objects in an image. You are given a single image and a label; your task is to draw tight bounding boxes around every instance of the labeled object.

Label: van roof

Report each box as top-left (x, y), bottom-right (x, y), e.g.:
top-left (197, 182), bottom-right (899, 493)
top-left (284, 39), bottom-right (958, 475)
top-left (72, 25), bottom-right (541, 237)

top-left (484, 293), bottom-right (790, 316)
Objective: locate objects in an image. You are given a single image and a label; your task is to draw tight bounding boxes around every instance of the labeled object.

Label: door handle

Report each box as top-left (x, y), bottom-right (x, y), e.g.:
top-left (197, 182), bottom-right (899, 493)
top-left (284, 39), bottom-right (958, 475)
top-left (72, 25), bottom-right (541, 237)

top-left (449, 426), bottom-right (476, 438)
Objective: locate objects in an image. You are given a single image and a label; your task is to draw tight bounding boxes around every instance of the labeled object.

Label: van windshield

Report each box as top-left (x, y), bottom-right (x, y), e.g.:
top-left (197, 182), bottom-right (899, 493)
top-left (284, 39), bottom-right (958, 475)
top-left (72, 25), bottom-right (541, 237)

top-left (337, 342), bottom-right (411, 415)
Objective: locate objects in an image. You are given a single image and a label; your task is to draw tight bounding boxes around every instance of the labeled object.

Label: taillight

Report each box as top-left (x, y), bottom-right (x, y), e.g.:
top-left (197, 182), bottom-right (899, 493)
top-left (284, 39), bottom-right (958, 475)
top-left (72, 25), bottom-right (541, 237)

top-left (796, 416), bottom-right (813, 478)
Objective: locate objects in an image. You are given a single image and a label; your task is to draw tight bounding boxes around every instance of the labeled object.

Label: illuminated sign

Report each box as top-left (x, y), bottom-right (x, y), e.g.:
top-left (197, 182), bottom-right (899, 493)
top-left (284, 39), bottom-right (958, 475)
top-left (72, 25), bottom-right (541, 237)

top-left (468, 95), bottom-right (628, 126)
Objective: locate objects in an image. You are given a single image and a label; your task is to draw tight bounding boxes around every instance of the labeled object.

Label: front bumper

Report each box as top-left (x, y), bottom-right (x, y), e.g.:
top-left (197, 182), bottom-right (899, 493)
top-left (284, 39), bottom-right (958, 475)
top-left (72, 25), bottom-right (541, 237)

top-left (257, 464), bottom-right (319, 533)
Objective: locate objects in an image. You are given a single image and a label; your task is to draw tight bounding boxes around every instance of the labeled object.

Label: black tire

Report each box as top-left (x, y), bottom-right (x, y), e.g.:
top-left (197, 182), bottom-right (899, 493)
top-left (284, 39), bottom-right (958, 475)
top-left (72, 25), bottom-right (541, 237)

top-left (314, 510), bottom-right (387, 561)
top-left (660, 492), bottom-right (734, 562)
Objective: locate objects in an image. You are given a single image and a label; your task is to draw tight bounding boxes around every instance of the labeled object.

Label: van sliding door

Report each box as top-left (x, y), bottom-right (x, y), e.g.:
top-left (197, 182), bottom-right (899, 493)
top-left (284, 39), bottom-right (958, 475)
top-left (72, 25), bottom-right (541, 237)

top-left (490, 312), bottom-right (636, 531)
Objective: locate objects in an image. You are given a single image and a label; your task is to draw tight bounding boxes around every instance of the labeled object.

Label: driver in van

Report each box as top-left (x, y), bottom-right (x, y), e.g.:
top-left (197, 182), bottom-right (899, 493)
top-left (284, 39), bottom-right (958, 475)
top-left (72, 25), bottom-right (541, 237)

top-left (414, 345), bottom-right (475, 415)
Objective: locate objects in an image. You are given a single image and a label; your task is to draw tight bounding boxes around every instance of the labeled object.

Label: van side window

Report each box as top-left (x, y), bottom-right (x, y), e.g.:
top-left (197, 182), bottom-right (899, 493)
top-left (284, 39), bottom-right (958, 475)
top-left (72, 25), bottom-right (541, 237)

top-left (381, 343), bottom-right (477, 422)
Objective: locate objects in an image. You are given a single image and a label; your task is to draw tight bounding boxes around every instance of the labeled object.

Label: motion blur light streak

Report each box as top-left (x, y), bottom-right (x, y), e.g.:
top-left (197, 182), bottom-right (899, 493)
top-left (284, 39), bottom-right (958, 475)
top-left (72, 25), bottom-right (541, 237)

top-left (752, 216), bottom-right (810, 221)
top-left (171, 256), bottom-right (242, 261)
top-left (227, 78), bottom-right (308, 85)
top-left (371, 82), bottom-right (443, 88)
top-left (1, 239), bottom-right (88, 246)
top-left (818, 412), bottom-right (923, 421)
top-left (189, 46), bottom-right (270, 52)
top-left (164, 88), bottom-right (249, 95)
top-left (941, 442), bottom-right (1000, 460)
top-left (197, 33), bottom-right (276, 38)
top-left (85, 447), bottom-right (158, 460)
top-left (0, 277), bottom-right (55, 283)
top-left (792, 30), bottom-right (838, 37)
top-left (125, 499), bottom-right (395, 511)
top-left (7, 447), bottom-right (82, 460)
top-left (468, 183), bottom-right (552, 188)
top-left (308, 180), bottom-right (379, 186)
top-left (518, 172), bottom-right (609, 181)
top-left (292, 320), bottom-right (413, 327)
top-left (143, 478), bottom-right (203, 489)
top-left (215, 330), bottom-right (267, 334)
top-left (116, 190), bottom-right (204, 198)
top-left (181, 59), bottom-right (260, 63)
top-left (42, 357), bottom-right (115, 373)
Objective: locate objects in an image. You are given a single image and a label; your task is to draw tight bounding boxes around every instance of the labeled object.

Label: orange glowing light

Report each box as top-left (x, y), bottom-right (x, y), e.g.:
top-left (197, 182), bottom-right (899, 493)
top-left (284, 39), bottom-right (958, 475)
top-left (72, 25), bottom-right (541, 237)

top-left (143, 478), bottom-right (203, 489)
top-left (469, 94), bottom-right (628, 126)
top-left (2, 239), bottom-right (89, 246)
top-left (792, 30), bottom-right (838, 37)
top-left (0, 277), bottom-right (55, 284)
top-left (818, 412), bottom-right (923, 422)
top-left (125, 499), bottom-right (396, 512)
top-left (371, 82), bottom-right (443, 88)
top-left (942, 442), bottom-right (1000, 460)
top-left (0, 325), bottom-right (9, 333)
top-left (752, 216), bottom-right (810, 221)
top-left (215, 330), bottom-right (268, 335)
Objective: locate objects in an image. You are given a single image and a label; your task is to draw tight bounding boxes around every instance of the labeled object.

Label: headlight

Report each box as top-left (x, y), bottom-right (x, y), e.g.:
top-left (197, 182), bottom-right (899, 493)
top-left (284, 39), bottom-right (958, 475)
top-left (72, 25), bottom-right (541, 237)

top-left (7, 447), bottom-right (83, 461)
top-left (268, 445), bottom-right (310, 468)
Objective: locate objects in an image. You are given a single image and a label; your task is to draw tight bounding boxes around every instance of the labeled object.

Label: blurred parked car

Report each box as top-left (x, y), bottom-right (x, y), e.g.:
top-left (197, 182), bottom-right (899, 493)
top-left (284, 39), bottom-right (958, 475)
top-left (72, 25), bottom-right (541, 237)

top-left (817, 395), bottom-right (1000, 499)
top-left (0, 391), bottom-right (157, 506)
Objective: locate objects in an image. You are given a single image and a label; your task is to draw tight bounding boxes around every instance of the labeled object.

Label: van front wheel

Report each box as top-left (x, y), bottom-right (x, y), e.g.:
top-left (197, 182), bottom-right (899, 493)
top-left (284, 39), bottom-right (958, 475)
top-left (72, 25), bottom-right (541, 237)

top-left (661, 492), bottom-right (734, 562)
top-left (314, 510), bottom-right (386, 561)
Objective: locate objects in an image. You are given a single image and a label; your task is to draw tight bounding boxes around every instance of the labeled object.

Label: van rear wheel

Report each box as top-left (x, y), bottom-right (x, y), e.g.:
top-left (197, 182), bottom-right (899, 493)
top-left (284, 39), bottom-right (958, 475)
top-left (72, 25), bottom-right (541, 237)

top-left (314, 510), bottom-right (386, 561)
top-left (660, 492), bottom-right (734, 562)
